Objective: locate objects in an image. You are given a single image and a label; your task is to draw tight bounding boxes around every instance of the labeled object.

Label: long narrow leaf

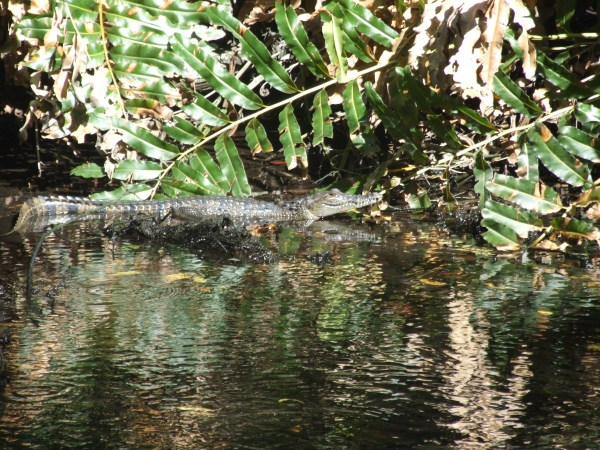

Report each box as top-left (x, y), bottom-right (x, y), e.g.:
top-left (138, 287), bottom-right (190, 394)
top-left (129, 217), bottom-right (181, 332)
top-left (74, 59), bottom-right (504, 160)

top-left (329, 0), bottom-right (399, 47)
top-left (274, 3), bottom-right (330, 78)
top-left (214, 133), bottom-right (251, 196)
top-left (343, 80), bottom-right (366, 134)
top-left (528, 124), bottom-right (590, 188)
top-left (486, 174), bottom-right (563, 214)
top-left (279, 104), bottom-right (307, 170)
top-left (245, 118), bottom-right (273, 154)
top-left (89, 112), bottom-right (179, 161)
top-left (208, 7), bottom-right (298, 94)
top-left (321, 10), bottom-right (347, 83)
top-left (557, 126), bottom-right (600, 163)
top-left (181, 90), bottom-right (230, 127)
top-left (482, 200), bottom-right (543, 238)
top-left (481, 218), bottom-right (522, 250)
top-left (174, 161), bottom-right (223, 194)
top-left (112, 160), bottom-right (163, 181)
top-left (163, 116), bottom-right (204, 145)
top-left (171, 34), bottom-right (263, 110)
top-left (190, 149), bottom-right (229, 193)
top-left (492, 70), bottom-right (542, 117)
top-left (312, 89), bottom-right (333, 146)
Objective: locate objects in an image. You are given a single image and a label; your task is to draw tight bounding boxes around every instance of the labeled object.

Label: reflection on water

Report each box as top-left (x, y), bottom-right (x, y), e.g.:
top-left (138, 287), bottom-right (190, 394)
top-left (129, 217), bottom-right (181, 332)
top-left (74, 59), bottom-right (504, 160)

top-left (0, 220), bottom-right (600, 448)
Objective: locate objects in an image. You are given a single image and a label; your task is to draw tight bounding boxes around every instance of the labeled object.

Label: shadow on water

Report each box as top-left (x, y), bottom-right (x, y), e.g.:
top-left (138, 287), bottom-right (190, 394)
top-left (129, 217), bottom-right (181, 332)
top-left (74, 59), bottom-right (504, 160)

top-left (0, 214), bottom-right (600, 448)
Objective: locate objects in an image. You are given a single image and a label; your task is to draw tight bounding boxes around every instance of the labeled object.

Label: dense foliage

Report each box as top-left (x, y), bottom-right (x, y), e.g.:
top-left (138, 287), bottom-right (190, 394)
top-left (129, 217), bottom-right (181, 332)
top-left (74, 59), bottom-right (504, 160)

top-left (2, 0), bottom-right (600, 251)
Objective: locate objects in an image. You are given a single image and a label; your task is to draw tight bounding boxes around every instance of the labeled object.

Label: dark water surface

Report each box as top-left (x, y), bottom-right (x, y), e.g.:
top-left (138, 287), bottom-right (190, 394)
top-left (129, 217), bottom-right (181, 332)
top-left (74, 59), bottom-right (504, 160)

top-left (0, 217), bottom-right (599, 449)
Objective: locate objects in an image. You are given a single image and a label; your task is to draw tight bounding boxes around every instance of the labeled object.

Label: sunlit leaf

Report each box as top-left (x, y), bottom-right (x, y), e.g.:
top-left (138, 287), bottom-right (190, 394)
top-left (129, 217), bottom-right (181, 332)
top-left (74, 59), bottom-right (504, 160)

top-left (181, 90), bottom-right (230, 127)
top-left (527, 124), bottom-right (590, 188)
top-left (537, 51), bottom-right (593, 98)
top-left (279, 104), bottom-right (307, 170)
top-left (245, 118), bottom-right (273, 154)
top-left (89, 112), bottom-right (180, 161)
top-left (171, 34), bottom-right (263, 110)
top-left (90, 184), bottom-right (153, 201)
top-left (481, 218), bottom-right (522, 250)
top-left (343, 80), bottom-right (366, 134)
top-left (174, 161), bottom-right (223, 194)
top-left (482, 200), bottom-right (543, 237)
top-left (557, 126), bottom-right (600, 163)
top-left (327, 0), bottom-right (400, 47)
top-left (112, 160), bottom-right (163, 181)
top-left (71, 163), bottom-right (104, 178)
top-left (321, 10), bottom-right (347, 82)
top-left (163, 116), bottom-right (204, 145)
top-left (516, 133), bottom-right (539, 181)
top-left (552, 217), bottom-right (599, 239)
top-left (492, 70), bottom-right (542, 117)
top-left (274, 3), bottom-right (329, 78)
top-left (311, 89), bottom-right (333, 147)
top-left (486, 174), bottom-right (563, 214)
top-left (214, 134), bottom-right (251, 196)
top-left (208, 6), bottom-right (298, 94)
top-left (190, 149), bottom-right (229, 193)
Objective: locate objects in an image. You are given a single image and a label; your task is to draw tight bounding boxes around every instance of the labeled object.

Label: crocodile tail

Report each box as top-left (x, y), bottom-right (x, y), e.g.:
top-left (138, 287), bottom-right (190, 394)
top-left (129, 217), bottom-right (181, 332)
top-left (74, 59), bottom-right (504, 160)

top-left (9, 196), bottom-right (106, 234)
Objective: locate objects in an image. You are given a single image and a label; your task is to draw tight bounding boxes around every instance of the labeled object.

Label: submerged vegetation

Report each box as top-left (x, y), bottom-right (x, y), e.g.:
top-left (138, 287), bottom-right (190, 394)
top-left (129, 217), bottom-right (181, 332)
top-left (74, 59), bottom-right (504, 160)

top-left (2, 0), bottom-right (600, 251)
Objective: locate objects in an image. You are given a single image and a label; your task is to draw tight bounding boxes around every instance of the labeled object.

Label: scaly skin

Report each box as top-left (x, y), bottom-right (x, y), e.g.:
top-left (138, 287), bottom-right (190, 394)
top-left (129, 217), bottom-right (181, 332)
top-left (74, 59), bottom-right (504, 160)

top-left (10, 189), bottom-right (383, 233)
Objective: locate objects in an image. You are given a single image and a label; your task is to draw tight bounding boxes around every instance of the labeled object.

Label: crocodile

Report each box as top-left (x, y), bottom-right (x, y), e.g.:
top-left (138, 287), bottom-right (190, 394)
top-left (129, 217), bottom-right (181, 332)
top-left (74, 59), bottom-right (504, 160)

top-left (10, 189), bottom-right (383, 233)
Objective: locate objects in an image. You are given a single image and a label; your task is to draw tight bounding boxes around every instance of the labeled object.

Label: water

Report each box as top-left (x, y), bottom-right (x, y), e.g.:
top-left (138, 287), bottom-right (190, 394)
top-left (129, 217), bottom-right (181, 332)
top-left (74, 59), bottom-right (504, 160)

top-left (0, 218), bottom-right (599, 448)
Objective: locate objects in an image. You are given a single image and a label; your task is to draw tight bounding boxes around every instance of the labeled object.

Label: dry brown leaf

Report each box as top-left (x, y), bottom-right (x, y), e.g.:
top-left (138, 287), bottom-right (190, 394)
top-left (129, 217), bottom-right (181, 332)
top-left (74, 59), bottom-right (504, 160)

top-left (479, 0), bottom-right (510, 112)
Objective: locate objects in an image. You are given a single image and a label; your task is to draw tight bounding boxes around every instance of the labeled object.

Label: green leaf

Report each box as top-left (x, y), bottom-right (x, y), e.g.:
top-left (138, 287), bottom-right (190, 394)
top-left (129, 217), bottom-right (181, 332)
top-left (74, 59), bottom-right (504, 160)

top-left (88, 112), bottom-right (180, 161)
top-left (163, 116), bottom-right (204, 145)
top-left (556, 1), bottom-right (574, 32)
top-left (482, 200), bottom-right (543, 238)
top-left (473, 150), bottom-right (493, 209)
top-left (341, 18), bottom-right (374, 63)
top-left (321, 10), bottom-right (347, 83)
top-left (492, 70), bottom-right (543, 117)
top-left (388, 72), bottom-right (418, 129)
top-left (481, 218), bottom-right (522, 250)
top-left (104, 2), bottom-right (181, 37)
top-left (274, 3), bottom-right (330, 78)
top-left (351, 124), bottom-right (380, 154)
top-left (181, 89), bottom-right (230, 127)
top-left (405, 191), bottom-right (431, 210)
top-left (112, 160), bottom-right (163, 181)
top-left (328, 0), bottom-right (399, 47)
top-left (71, 163), bottom-right (104, 178)
top-left (537, 51), bottom-right (593, 98)
top-left (552, 217), bottom-right (598, 239)
top-left (214, 133), bottom-right (251, 196)
top-left (245, 118), bottom-right (273, 154)
top-left (119, 0), bottom-right (206, 27)
top-left (279, 104), bottom-right (307, 170)
top-left (163, 173), bottom-right (208, 196)
top-left (527, 124), bottom-right (590, 188)
top-left (486, 174), bottom-right (563, 214)
top-left (516, 133), bottom-right (539, 182)
top-left (558, 126), bottom-right (600, 163)
top-left (311, 89), bottom-right (333, 146)
top-left (107, 27), bottom-right (169, 48)
top-left (123, 81), bottom-right (179, 104)
top-left (90, 184), bottom-right (153, 201)
top-left (574, 103), bottom-right (600, 124)
top-left (454, 105), bottom-right (496, 134)
top-left (190, 149), bottom-right (229, 193)
top-left (173, 161), bottom-right (223, 194)
top-left (364, 81), bottom-right (428, 163)
top-left (428, 114), bottom-right (463, 148)
top-left (343, 80), bottom-right (366, 133)
top-left (171, 34), bottom-right (263, 110)
top-left (208, 6), bottom-right (298, 94)
top-left (395, 66), bottom-right (433, 113)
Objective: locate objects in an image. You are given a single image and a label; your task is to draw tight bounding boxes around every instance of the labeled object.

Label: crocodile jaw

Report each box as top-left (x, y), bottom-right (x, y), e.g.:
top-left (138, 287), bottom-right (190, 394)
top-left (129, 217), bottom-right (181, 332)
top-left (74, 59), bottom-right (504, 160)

top-left (301, 189), bottom-right (383, 218)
